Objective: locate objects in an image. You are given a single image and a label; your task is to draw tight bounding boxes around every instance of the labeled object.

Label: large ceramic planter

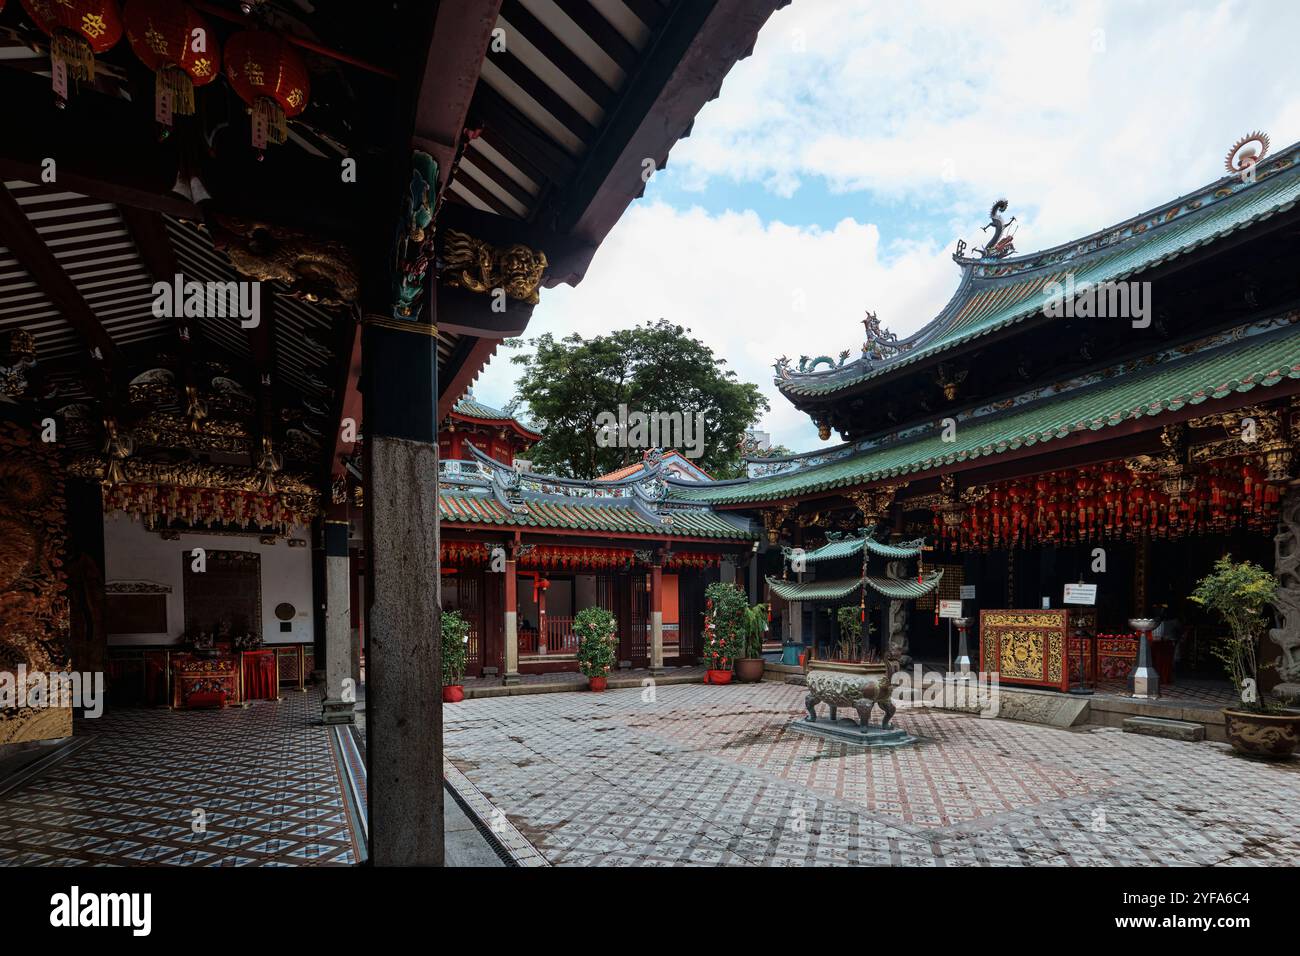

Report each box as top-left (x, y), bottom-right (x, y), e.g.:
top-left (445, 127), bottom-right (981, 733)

top-left (443, 685), bottom-right (465, 703)
top-left (588, 675), bottom-right (608, 692)
top-left (705, 668), bottom-right (733, 685)
top-left (1223, 708), bottom-right (1300, 758)
top-left (734, 658), bottom-right (765, 683)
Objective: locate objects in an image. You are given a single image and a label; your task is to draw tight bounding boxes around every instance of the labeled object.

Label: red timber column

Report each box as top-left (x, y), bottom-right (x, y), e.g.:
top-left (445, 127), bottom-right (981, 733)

top-left (361, 154), bottom-right (442, 865)
top-left (538, 574), bottom-right (549, 656)
top-left (503, 539), bottom-right (521, 685)
top-left (321, 519), bottom-right (354, 724)
top-left (650, 550), bottom-right (666, 676)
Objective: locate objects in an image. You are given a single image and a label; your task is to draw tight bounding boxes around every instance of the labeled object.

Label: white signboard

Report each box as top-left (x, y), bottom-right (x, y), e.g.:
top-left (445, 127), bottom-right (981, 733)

top-left (1063, 583), bottom-right (1098, 606)
top-left (959, 585), bottom-right (976, 600)
top-left (939, 599), bottom-right (963, 619)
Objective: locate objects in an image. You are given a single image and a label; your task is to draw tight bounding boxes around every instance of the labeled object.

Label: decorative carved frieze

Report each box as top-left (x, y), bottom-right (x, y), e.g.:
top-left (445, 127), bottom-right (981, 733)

top-left (761, 504), bottom-right (795, 544)
top-left (1272, 488), bottom-right (1300, 703)
top-left (847, 481), bottom-right (909, 527)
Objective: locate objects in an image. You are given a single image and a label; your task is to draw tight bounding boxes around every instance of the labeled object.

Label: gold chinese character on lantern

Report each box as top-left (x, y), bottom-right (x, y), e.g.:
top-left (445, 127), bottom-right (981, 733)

top-left (286, 88), bottom-right (304, 108)
top-left (244, 60), bottom-right (264, 85)
top-left (144, 26), bottom-right (167, 54)
top-left (82, 13), bottom-right (109, 38)
top-left (191, 57), bottom-right (212, 77)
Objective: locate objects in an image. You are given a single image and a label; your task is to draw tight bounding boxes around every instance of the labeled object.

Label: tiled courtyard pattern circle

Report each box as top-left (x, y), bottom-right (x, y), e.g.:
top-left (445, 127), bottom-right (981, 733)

top-left (444, 681), bottom-right (1300, 866)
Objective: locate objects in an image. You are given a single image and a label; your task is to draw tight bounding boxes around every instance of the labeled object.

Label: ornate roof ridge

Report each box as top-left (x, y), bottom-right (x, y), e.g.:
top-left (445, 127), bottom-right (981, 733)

top-left (950, 138), bottom-right (1300, 275)
top-left (773, 138), bottom-right (1300, 395)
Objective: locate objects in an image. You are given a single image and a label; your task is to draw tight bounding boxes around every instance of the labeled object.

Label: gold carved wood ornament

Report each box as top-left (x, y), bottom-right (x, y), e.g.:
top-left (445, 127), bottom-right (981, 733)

top-left (441, 230), bottom-right (547, 305)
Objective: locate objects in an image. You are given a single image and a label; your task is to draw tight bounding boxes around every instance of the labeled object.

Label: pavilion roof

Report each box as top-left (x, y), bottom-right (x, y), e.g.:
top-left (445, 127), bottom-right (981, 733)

top-left (449, 396), bottom-right (541, 440)
top-left (765, 569), bottom-right (943, 602)
top-left (672, 314), bottom-right (1300, 505)
top-left (775, 140), bottom-right (1300, 400)
top-left (783, 532), bottom-right (925, 564)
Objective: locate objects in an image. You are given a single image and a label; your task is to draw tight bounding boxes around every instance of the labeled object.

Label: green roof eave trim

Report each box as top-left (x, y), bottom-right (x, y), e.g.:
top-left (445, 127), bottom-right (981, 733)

top-left (866, 537), bottom-right (925, 559)
top-left (439, 493), bottom-right (757, 541)
top-left (864, 569), bottom-right (944, 600)
top-left (782, 534), bottom-right (924, 564)
top-left (765, 576), bottom-right (863, 602)
top-left (671, 319), bottom-right (1300, 505)
top-left (765, 569), bottom-right (942, 601)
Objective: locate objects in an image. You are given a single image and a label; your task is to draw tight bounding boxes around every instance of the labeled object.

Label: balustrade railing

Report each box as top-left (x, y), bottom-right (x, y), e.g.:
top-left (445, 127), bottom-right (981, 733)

top-left (519, 616), bottom-right (577, 656)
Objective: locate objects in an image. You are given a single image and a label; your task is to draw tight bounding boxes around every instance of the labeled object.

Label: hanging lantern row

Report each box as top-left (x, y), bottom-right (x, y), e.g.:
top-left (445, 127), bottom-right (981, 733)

top-left (102, 481), bottom-right (315, 533)
top-left (934, 456), bottom-right (1282, 553)
top-left (19, 0), bottom-right (309, 145)
top-left (439, 542), bottom-right (723, 571)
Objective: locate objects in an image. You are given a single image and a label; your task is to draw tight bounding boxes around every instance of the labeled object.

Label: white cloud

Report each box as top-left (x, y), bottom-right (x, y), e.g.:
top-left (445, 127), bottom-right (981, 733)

top-left (672, 0), bottom-right (1299, 247)
top-left (473, 202), bottom-right (957, 450)
top-left (471, 0), bottom-right (1300, 453)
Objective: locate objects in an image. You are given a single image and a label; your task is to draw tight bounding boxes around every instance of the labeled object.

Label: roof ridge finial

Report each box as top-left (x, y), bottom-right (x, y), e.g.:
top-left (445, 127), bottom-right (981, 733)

top-left (1225, 131), bottom-right (1270, 179)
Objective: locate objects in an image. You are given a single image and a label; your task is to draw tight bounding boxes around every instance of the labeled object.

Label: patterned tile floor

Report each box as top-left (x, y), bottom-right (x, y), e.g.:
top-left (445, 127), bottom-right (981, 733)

top-left (443, 681), bottom-right (1300, 866)
top-left (0, 689), bottom-right (363, 866)
top-left (463, 664), bottom-right (706, 690)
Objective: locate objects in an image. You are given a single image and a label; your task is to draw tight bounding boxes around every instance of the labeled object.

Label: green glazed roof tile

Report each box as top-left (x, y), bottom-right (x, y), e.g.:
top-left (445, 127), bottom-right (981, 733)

top-left (674, 320), bottom-right (1300, 505)
top-left (440, 491), bottom-right (756, 540)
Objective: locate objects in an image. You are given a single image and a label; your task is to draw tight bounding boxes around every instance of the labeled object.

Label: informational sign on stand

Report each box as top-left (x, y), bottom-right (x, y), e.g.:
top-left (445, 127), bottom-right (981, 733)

top-left (1063, 583), bottom-right (1097, 606)
top-left (959, 585), bottom-right (976, 599)
top-left (939, 599), bottom-right (963, 619)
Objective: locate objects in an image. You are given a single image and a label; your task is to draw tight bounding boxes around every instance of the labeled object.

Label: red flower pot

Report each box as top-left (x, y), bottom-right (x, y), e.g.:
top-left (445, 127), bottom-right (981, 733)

top-left (443, 685), bottom-right (465, 703)
top-left (589, 676), bottom-right (607, 692)
top-left (707, 669), bottom-right (733, 685)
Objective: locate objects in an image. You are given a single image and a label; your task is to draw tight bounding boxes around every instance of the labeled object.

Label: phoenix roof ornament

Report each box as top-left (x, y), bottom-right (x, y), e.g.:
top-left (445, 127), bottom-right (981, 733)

top-left (1225, 132), bottom-right (1270, 176)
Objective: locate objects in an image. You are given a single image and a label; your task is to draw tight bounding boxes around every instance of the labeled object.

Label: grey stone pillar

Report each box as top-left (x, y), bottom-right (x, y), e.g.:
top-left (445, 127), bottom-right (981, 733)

top-left (321, 520), bottom-right (355, 724)
top-left (362, 314), bottom-right (442, 866)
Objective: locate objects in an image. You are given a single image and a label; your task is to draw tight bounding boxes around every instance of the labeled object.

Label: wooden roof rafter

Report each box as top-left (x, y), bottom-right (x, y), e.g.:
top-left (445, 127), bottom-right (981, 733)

top-left (0, 180), bottom-right (121, 412)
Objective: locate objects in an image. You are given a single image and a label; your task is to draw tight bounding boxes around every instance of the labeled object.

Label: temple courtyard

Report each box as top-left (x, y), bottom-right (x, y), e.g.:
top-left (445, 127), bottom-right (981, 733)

top-left (2, 682), bottom-right (1296, 867)
top-left (443, 682), bottom-right (1300, 867)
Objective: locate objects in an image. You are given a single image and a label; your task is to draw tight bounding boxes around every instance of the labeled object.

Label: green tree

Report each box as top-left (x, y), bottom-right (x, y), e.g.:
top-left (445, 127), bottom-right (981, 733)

top-left (508, 319), bottom-right (768, 479)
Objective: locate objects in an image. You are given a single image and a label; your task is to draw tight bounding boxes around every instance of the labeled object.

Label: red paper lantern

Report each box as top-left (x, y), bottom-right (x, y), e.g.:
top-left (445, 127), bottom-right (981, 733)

top-left (21, 0), bottom-right (122, 101)
top-left (123, 0), bottom-right (219, 123)
top-left (224, 30), bottom-right (309, 149)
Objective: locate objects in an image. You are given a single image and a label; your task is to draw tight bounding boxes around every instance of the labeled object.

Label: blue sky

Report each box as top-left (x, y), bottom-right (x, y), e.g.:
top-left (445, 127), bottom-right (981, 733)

top-left (474, 0), bottom-right (1300, 453)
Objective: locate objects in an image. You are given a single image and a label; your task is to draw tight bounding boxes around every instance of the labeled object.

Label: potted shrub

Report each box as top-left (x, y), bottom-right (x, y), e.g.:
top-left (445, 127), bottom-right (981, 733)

top-left (702, 582), bottom-right (746, 684)
top-left (1191, 555), bottom-right (1300, 758)
top-left (442, 609), bottom-right (470, 703)
top-left (735, 602), bottom-right (768, 683)
top-left (575, 606), bottom-right (617, 691)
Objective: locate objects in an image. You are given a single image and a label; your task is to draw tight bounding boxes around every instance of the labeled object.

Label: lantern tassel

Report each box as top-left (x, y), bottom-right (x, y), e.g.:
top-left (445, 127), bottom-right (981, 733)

top-left (254, 97), bottom-right (289, 145)
top-left (160, 66), bottom-right (197, 116)
top-left (52, 31), bottom-right (96, 83)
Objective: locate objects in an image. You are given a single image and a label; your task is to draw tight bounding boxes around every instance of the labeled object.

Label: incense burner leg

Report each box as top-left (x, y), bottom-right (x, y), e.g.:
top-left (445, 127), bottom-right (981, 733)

top-left (878, 694), bottom-right (896, 729)
top-left (828, 704), bottom-right (838, 722)
top-left (804, 693), bottom-right (817, 722)
top-left (853, 698), bottom-right (874, 729)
